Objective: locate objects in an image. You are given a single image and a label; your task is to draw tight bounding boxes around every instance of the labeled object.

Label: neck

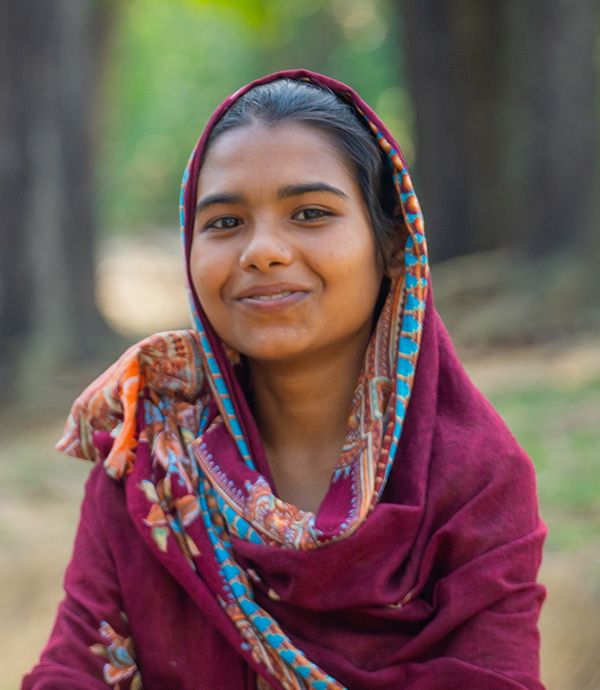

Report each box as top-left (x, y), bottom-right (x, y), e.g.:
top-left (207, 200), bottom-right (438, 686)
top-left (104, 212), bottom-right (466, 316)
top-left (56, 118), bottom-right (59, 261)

top-left (247, 335), bottom-right (369, 476)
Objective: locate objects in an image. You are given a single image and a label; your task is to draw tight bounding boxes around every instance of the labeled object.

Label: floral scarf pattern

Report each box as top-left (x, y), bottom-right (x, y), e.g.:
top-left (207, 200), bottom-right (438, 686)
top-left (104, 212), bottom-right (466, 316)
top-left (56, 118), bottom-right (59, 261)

top-left (89, 614), bottom-right (142, 690)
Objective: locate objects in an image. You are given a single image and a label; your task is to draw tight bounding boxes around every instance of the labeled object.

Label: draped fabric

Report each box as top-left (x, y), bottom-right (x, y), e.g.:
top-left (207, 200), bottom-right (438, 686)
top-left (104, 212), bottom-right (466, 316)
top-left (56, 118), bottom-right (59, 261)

top-left (24, 70), bottom-right (546, 690)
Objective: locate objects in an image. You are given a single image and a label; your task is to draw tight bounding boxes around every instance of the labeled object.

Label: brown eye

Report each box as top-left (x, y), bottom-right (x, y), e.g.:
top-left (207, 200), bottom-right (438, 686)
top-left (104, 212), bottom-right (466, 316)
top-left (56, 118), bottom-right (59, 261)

top-left (207, 216), bottom-right (241, 231)
top-left (293, 208), bottom-right (330, 221)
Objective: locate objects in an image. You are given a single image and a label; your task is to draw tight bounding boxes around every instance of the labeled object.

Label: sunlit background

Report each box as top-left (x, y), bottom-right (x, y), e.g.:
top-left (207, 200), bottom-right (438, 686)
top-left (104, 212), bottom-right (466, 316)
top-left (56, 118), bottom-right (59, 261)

top-left (1, 1), bottom-right (599, 688)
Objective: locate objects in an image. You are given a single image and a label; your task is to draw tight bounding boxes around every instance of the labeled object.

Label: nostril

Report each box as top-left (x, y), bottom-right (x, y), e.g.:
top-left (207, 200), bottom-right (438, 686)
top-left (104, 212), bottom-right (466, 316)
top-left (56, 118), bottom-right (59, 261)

top-left (239, 242), bottom-right (293, 271)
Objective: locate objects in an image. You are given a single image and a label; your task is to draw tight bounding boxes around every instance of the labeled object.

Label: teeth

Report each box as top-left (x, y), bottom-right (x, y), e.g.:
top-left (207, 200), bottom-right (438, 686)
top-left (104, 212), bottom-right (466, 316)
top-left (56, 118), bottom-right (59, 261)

top-left (249, 291), bottom-right (294, 301)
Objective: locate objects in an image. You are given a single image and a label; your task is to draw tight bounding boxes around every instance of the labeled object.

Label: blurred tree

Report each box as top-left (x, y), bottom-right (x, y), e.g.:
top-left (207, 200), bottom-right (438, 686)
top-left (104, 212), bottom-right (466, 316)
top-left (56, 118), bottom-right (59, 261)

top-left (0, 0), bottom-right (118, 394)
top-left (99, 0), bottom-right (403, 232)
top-left (14, 0), bottom-right (593, 395)
top-left (398, 0), bottom-right (600, 266)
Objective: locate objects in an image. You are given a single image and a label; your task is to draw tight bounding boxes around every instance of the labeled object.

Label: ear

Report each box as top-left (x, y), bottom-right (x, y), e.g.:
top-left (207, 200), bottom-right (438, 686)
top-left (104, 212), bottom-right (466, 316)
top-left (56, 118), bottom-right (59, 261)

top-left (384, 250), bottom-right (405, 280)
top-left (383, 225), bottom-right (406, 279)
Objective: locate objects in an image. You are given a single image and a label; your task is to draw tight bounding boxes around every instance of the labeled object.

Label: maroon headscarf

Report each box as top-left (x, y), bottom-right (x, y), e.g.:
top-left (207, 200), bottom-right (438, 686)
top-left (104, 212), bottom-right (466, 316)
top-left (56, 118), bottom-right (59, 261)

top-left (43, 70), bottom-right (546, 690)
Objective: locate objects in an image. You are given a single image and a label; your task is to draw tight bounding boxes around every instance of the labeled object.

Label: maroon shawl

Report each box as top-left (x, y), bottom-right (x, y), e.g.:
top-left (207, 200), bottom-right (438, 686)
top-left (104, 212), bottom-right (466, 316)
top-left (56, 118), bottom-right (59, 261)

top-left (24, 70), bottom-right (546, 690)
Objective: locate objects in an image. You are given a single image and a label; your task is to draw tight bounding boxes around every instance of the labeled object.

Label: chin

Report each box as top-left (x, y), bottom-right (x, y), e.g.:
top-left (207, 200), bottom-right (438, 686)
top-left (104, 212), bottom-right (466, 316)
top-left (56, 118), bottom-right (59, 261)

top-left (242, 345), bottom-right (308, 363)
top-left (234, 336), bottom-right (313, 364)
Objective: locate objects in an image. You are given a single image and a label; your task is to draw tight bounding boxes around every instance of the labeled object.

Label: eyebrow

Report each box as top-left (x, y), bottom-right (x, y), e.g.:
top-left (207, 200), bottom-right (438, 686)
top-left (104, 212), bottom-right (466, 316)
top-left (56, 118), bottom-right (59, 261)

top-left (276, 182), bottom-right (349, 200)
top-left (195, 192), bottom-right (246, 216)
top-left (195, 182), bottom-right (349, 216)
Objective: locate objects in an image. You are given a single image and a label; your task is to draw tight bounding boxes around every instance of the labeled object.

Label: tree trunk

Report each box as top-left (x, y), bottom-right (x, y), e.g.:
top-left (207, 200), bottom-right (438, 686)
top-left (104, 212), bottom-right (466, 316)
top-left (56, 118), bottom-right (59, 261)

top-left (397, 0), bottom-right (600, 264)
top-left (507, 0), bottom-right (599, 259)
top-left (0, 0), bottom-right (117, 395)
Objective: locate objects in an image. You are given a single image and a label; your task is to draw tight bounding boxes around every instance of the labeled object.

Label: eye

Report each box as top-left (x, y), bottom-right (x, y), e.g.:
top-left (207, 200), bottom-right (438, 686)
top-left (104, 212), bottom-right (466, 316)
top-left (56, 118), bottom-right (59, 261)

top-left (205, 216), bottom-right (241, 231)
top-left (293, 207), bottom-right (332, 222)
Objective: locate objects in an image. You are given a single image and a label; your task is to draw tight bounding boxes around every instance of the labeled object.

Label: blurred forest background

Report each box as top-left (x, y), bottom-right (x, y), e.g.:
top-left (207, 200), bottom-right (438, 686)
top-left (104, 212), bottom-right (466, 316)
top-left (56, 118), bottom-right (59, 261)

top-left (1, 1), bottom-right (599, 689)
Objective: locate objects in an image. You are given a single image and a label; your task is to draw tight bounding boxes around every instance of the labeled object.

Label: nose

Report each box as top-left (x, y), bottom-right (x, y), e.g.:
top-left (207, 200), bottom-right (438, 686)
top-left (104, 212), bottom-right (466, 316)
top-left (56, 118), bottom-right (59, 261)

top-left (239, 220), bottom-right (293, 272)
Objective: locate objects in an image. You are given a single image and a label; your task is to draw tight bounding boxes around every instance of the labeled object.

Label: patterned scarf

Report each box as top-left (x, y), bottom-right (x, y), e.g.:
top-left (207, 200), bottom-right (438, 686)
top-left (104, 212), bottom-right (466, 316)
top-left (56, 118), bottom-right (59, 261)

top-left (57, 70), bottom-right (429, 689)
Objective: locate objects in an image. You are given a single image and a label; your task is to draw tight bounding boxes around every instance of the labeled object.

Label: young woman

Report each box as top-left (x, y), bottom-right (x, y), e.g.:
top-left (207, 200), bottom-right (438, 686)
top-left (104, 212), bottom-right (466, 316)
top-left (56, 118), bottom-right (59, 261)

top-left (23, 70), bottom-right (546, 690)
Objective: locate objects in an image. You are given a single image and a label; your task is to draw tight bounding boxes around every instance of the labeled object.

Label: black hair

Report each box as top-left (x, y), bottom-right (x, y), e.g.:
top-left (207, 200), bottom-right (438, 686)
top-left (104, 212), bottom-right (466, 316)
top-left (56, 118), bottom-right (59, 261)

top-left (203, 78), bottom-right (406, 271)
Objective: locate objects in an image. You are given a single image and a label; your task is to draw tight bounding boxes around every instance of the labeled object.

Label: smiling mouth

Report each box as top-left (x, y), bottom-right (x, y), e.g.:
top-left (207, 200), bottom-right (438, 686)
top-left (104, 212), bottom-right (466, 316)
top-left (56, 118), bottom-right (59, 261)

top-left (244, 290), bottom-right (297, 301)
top-left (236, 289), bottom-right (310, 309)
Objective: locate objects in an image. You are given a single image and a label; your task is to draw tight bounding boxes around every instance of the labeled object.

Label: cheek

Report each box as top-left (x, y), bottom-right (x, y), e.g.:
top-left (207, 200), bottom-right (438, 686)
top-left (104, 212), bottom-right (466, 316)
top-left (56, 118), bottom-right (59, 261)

top-left (189, 243), bottom-right (222, 309)
top-left (312, 244), bottom-right (382, 334)
top-left (314, 232), bottom-right (381, 293)
top-left (310, 226), bottom-right (369, 265)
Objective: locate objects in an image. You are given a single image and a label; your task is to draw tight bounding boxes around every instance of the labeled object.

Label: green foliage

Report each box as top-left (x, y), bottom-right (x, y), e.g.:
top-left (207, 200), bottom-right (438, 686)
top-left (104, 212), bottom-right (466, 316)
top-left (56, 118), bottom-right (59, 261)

top-left (489, 378), bottom-right (600, 551)
top-left (98, 0), bottom-right (255, 230)
top-left (97, 0), bottom-right (410, 233)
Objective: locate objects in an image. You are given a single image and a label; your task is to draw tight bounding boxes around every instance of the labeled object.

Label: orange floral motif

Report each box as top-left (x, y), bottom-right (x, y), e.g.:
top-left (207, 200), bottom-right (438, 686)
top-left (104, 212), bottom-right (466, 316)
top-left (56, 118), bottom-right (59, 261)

top-left (139, 480), bottom-right (169, 552)
top-left (175, 493), bottom-right (201, 526)
top-left (139, 479), bottom-right (200, 561)
top-left (244, 476), bottom-right (318, 549)
top-left (89, 614), bottom-right (142, 690)
top-left (55, 331), bottom-right (204, 480)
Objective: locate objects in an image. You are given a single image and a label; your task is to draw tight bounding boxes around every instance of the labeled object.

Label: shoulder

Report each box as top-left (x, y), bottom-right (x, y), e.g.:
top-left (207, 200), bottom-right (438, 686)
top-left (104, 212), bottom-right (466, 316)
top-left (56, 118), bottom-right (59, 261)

top-left (56, 330), bottom-right (206, 468)
top-left (426, 315), bottom-right (543, 539)
top-left (135, 329), bottom-right (205, 400)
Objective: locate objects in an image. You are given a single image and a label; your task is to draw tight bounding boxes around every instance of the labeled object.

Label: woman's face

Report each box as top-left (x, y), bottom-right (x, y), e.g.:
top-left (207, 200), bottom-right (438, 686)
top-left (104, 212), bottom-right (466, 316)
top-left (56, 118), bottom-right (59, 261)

top-left (190, 121), bottom-right (383, 365)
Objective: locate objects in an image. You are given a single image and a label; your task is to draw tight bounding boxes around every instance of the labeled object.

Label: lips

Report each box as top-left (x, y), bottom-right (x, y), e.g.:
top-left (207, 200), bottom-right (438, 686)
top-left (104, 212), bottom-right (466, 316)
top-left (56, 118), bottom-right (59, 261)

top-left (243, 290), bottom-right (296, 301)
top-left (234, 283), bottom-right (311, 309)
top-left (235, 283), bottom-right (311, 300)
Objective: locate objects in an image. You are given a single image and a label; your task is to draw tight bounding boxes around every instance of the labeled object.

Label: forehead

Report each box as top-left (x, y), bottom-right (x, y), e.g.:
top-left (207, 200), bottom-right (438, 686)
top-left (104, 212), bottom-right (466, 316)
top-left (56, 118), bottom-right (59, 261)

top-left (196, 122), bottom-right (357, 196)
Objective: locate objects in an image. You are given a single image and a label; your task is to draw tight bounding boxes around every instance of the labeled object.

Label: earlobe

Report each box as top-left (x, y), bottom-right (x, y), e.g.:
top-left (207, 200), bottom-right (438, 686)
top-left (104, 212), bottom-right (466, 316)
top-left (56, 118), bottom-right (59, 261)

top-left (381, 217), bottom-right (408, 279)
top-left (385, 252), bottom-right (404, 280)
top-left (384, 248), bottom-right (405, 280)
